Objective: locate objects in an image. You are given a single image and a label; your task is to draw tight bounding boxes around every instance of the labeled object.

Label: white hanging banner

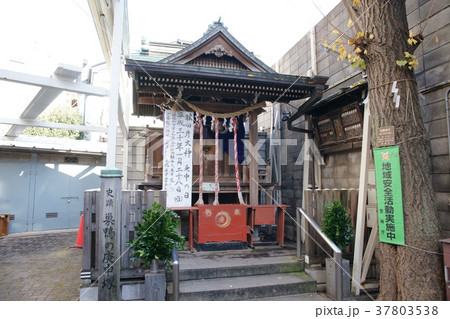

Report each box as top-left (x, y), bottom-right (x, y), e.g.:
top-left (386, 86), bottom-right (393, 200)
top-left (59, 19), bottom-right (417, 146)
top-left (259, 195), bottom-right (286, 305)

top-left (162, 110), bottom-right (194, 207)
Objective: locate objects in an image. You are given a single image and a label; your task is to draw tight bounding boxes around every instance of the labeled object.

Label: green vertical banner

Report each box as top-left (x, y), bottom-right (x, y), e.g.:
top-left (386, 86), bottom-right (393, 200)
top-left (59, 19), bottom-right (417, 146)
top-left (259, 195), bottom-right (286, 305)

top-left (373, 146), bottom-right (405, 245)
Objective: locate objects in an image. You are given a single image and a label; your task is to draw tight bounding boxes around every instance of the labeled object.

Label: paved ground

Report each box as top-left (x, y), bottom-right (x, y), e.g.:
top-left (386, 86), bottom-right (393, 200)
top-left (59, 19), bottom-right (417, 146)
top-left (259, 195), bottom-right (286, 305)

top-left (0, 230), bottom-right (366, 302)
top-left (0, 229), bottom-right (81, 301)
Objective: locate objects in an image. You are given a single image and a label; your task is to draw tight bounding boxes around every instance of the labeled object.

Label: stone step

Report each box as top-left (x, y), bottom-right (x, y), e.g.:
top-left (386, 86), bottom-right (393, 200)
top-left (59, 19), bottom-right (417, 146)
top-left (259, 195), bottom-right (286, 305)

top-left (168, 245), bottom-right (303, 281)
top-left (168, 272), bottom-right (316, 301)
top-left (249, 292), bottom-right (331, 301)
top-left (168, 256), bottom-right (304, 281)
top-left (166, 245), bottom-right (318, 301)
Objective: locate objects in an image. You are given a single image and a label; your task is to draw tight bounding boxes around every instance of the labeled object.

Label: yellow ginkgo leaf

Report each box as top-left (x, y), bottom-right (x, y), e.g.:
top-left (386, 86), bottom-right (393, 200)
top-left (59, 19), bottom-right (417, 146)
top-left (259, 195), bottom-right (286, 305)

top-left (339, 45), bottom-right (347, 61)
top-left (347, 19), bottom-right (353, 27)
top-left (336, 38), bottom-right (343, 44)
top-left (332, 29), bottom-right (340, 35)
top-left (409, 31), bottom-right (415, 38)
top-left (353, 0), bottom-right (360, 6)
top-left (408, 38), bottom-right (417, 45)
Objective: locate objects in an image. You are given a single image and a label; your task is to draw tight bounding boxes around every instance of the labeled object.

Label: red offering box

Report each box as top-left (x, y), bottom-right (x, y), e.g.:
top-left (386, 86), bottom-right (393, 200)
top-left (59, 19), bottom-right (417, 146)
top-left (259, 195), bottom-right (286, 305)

top-left (195, 204), bottom-right (248, 244)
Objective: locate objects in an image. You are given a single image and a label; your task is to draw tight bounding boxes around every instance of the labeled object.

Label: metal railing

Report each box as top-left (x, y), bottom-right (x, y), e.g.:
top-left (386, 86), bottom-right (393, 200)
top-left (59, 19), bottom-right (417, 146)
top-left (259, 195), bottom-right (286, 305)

top-left (171, 248), bottom-right (180, 301)
top-left (297, 207), bottom-right (343, 301)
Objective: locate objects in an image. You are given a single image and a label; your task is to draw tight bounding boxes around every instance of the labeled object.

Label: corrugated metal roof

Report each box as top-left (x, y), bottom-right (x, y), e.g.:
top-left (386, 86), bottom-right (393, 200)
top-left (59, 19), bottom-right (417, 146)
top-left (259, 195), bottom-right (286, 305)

top-left (130, 52), bottom-right (170, 63)
top-left (132, 41), bottom-right (189, 62)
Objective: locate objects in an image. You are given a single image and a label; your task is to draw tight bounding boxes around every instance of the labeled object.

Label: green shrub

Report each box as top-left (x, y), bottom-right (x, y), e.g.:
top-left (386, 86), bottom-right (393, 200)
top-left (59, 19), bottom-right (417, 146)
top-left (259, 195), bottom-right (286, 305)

top-left (128, 202), bottom-right (185, 268)
top-left (321, 200), bottom-right (354, 251)
top-left (23, 105), bottom-right (84, 139)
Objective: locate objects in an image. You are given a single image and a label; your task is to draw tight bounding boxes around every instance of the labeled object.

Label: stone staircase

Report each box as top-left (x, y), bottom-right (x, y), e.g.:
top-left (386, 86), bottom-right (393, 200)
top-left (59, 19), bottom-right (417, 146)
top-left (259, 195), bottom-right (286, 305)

top-left (166, 245), bottom-right (326, 301)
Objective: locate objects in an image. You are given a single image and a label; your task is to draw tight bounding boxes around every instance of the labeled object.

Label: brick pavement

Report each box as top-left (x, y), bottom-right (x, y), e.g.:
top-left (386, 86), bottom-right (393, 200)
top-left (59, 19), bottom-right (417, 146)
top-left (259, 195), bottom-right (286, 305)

top-left (0, 229), bottom-right (82, 301)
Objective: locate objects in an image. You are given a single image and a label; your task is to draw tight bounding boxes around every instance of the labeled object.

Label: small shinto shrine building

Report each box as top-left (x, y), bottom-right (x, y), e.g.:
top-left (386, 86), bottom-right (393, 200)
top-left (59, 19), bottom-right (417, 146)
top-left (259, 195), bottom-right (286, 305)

top-left (125, 21), bottom-right (328, 250)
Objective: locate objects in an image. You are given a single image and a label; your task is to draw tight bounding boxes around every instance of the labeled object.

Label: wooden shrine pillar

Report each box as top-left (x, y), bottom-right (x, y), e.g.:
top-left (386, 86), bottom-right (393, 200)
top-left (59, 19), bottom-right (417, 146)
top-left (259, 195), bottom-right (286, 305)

top-left (249, 111), bottom-right (259, 206)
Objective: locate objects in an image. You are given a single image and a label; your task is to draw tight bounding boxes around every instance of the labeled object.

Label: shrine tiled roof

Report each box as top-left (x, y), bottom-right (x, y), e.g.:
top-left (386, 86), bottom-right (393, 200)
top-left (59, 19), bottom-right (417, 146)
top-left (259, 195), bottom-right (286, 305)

top-left (159, 21), bottom-right (274, 73)
top-left (125, 20), bottom-right (329, 116)
top-left (126, 58), bottom-right (328, 103)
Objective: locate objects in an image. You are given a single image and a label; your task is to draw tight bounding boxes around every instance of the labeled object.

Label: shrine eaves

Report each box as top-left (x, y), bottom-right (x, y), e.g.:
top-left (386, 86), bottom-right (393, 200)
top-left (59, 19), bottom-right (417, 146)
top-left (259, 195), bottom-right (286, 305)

top-left (125, 20), bottom-right (328, 117)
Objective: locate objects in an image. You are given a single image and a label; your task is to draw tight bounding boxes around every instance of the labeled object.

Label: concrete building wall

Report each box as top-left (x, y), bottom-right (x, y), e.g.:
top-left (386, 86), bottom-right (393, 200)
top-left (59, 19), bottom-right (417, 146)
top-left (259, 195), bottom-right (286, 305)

top-left (276, 0), bottom-right (450, 238)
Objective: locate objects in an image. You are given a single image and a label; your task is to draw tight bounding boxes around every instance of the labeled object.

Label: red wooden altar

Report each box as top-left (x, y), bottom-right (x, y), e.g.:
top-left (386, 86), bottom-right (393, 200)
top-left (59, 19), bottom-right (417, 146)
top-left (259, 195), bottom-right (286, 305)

top-left (170, 204), bottom-right (288, 251)
top-left (194, 204), bottom-right (248, 244)
top-left (249, 205), bottom-right (288, 247)
top-left (127, 20), bottom-right (326, 252)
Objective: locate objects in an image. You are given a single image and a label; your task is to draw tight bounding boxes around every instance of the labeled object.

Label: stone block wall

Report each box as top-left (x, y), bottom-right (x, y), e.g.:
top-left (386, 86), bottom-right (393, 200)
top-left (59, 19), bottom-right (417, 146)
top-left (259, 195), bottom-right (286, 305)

top-left (410, 0), bottom-right (450, 237)
top-left (277, 2), bottom-right (364, 222)
top-left (276, 0), bottom-right (450, 238)
top-left (321, 149), bottom-right (371, 189)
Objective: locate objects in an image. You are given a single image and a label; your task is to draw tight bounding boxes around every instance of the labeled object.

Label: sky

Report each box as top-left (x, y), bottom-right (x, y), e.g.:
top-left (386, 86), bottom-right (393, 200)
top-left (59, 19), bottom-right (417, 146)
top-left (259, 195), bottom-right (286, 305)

top-left (0, 1), bottom-right (102, 74)
top-left (0, 0), bottom-right (340, 121)
top-left (128, 0), bottom-right (341, 66)
top-left (1, 0), bottom-right (341, 71)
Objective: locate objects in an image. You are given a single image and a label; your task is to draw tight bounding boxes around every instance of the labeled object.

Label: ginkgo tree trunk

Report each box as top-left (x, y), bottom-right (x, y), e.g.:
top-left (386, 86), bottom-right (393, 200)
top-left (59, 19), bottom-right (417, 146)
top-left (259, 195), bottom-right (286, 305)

top-left (355, 0), bottom-right (444, 300)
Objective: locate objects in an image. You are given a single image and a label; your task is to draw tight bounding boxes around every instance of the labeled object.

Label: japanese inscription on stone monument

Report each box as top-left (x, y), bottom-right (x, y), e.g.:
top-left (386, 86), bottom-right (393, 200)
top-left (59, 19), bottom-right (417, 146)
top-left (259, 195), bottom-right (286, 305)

top-left (162, 110), bottom-right (194, 207)
top-left (101, 187), bottom-right (116, 290)
top-left (98, 168), bottom-right (121, 300)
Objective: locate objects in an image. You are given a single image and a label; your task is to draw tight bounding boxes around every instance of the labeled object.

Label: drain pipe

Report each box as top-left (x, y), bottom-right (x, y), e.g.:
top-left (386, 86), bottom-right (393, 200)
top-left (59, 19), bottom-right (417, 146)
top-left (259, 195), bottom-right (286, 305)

top-left (287, 87), bottom-right (323, 259)
top-left (286, 87), bottom-right (323, 138)
top-left (446, 88), bottom-right (450, 159)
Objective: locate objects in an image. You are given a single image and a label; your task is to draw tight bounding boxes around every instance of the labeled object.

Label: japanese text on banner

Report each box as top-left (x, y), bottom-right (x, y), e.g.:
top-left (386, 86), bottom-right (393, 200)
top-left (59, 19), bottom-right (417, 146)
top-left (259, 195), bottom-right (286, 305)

top-left (162, 111), bottom-right (194, 207)
top-left (373, 146), bottom-right (405, 245)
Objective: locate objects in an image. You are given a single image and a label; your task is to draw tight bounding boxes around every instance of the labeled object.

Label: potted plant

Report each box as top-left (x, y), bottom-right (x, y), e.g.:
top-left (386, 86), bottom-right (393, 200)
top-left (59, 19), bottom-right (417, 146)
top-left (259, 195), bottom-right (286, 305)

top-left (128, 202), bottom-right (185, 300)
top-left (321, 199), bottom-right (354, 251)
top-left (321, 199), bottom-right (354, 299)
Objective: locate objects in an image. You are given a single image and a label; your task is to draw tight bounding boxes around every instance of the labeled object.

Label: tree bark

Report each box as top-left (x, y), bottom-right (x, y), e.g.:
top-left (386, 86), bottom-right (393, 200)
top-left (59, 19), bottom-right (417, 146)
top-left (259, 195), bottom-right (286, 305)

top-left (360, 0), bottom-right (444, 300)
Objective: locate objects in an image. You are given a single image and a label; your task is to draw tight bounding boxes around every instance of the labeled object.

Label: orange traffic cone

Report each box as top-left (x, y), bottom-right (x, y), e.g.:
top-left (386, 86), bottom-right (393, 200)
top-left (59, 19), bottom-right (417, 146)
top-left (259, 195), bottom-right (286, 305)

top-left (71, 214), bottom-right (84, 249)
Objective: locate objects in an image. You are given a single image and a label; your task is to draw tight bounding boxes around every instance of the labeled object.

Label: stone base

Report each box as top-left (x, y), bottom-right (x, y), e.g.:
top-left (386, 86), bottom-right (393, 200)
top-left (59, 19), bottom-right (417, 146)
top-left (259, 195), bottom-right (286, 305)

top-left (305, 265), bottom-right (327, 292)
top-left (80, 286), bottom-right (98, 301)
top-left (80, 282), bottom-right (149, 301)
top-left (195, 241), bottom-right (248, 251)
top-left (325, 258), bottom-right (350, 300)
top-left (145, 272), bottom-right (166, 301)
top-left (122, 283), bottom-right (145, 301)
